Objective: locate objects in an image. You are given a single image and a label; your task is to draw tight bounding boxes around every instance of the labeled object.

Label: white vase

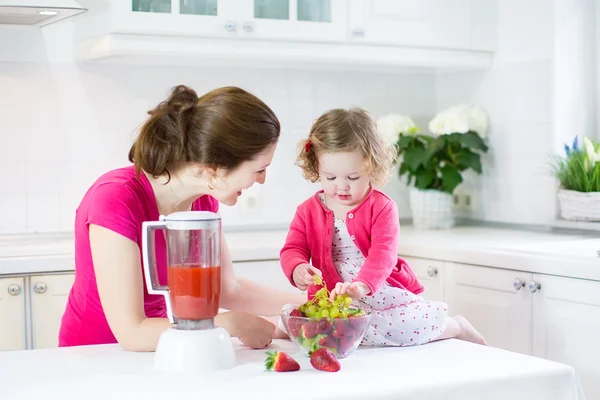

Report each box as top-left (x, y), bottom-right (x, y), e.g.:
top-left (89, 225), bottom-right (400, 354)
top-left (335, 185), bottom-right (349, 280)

top-left (408, 188), bottom-right (455, 229)
top-left (557, 189), bottom-right (600, 221)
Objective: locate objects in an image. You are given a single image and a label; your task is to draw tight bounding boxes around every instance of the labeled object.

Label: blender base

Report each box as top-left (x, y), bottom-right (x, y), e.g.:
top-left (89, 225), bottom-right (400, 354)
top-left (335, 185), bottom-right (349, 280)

top-left (154, 327), bottom-right (237, 373)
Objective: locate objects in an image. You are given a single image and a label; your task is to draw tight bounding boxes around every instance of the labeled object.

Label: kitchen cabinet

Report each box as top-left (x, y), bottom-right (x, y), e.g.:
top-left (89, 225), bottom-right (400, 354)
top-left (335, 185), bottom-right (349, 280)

top-left (0, 273), bottom-right (74, 351)
top-left (92, 0), bottom-right (345, 42)
top-left (443, 261), bottom-right (599, 399)
top-left (0, 277), bottom-right (27, 351)
top-left (74, 0), bottom-right (494, 70)
top-left (30, 274), bottom-right (75, 349)
top-left (403, 256), bottom-right (445, 302)
top-left (232, 260), bottom-right (303, 295)
top-left (348, 0), bottom-right (471, 49)
top-left (532, 275), bottom-right (600, 400)
top-left (445, 262), bottom-right (533, 355)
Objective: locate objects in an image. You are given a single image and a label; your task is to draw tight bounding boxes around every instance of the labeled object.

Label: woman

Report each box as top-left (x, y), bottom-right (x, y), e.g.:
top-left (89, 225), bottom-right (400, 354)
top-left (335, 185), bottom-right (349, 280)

top-left (59, 85), bottom-right (304, 351)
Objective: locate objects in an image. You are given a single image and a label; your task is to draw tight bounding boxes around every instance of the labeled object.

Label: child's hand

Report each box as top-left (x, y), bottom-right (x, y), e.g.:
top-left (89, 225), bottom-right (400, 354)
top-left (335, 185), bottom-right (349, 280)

top-left (292, 263), bottom-right (322, 290)
top-left (330, 281), bottom-right (370, 301)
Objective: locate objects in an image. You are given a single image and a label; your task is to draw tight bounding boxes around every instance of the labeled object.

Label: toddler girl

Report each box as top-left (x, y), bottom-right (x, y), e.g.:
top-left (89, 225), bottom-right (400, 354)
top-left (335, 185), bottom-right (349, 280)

top-left (280, 108), bottom-right (486, 347)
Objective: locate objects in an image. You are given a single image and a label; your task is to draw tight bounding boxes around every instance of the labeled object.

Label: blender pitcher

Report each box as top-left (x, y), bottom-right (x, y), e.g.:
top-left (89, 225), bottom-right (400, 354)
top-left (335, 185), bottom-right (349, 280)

top-left (141, 211), bottom-right (236, 372)
top-left (142, 210), bottom-right (221, 326)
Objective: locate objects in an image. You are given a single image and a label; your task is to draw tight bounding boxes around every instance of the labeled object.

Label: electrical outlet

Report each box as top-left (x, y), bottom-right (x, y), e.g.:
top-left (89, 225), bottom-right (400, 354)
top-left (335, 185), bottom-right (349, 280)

top-left (238, 188), bottom-right (261, 215)
top-left (453, 188), bottom-right (475, 211)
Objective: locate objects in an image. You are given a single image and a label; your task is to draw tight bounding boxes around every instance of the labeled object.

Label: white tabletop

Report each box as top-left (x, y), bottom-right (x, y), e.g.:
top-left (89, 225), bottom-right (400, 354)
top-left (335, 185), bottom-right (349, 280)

top-left (1, 339), bottom-right (585, 400)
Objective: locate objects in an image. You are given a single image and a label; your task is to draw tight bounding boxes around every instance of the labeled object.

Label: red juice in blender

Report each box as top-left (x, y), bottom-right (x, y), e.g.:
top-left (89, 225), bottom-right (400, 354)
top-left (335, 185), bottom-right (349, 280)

top-left (168, 264), bottom-right (221, 320)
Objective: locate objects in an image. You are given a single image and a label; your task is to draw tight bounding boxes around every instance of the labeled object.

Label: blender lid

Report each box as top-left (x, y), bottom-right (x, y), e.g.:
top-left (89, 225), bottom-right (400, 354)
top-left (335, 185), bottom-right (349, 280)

top-left (160, 211), bottom-right (221, 222)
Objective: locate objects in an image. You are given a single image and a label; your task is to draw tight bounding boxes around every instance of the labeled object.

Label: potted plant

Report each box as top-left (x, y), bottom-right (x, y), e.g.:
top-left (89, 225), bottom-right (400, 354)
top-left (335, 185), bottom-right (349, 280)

top-left (378, 104), bottom-right (490, 229)
top-left (553, 136), bottom-right (600, 221)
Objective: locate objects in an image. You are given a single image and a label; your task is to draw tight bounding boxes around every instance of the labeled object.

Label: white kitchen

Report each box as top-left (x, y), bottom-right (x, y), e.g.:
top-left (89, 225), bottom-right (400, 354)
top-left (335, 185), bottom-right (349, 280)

top-left (0, 0), bottom-right (599, 399)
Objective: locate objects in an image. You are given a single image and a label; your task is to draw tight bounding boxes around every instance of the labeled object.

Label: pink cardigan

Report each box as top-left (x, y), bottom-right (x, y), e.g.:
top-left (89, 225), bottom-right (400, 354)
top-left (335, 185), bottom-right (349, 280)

top-left (280, 187), bottom-right (424, 299)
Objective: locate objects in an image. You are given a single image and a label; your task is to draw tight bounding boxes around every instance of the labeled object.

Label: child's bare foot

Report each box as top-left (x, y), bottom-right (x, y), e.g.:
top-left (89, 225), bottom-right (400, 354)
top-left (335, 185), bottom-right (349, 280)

top-left (455, 315), bottom-right (487, 345)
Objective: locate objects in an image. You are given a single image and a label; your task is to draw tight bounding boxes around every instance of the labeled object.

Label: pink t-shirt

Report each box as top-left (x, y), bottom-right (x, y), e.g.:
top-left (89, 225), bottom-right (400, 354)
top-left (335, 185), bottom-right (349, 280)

top-left (58, 166), bottom-right (219, 347)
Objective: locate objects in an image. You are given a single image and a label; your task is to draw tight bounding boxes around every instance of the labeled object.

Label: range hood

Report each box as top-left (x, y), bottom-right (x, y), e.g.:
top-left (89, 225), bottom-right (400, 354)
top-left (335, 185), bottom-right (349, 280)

top-left (0, 0), bottom-right (87, 27)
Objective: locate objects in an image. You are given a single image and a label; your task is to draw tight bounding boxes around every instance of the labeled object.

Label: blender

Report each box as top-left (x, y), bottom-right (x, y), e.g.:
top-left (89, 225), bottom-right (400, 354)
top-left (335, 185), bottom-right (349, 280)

top-left (142, 211), bottom-right (236, 373)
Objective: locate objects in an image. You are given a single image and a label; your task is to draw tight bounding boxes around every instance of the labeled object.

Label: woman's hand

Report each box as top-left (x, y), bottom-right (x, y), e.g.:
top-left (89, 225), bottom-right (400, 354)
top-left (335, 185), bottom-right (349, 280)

top-left (330, 281), bottom-right (370, 301)
top-left (217, 310), bottom-right (275, 349)
top-left (292, 263), bottom-right (322, 290)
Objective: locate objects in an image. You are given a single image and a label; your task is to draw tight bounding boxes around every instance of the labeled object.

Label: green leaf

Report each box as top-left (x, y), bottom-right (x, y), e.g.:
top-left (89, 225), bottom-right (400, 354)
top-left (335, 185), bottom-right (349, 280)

top-left (424, 136), bottom-right (447, 161)
top-left (457, 132), bottom-right (488, 152)
top-left (415, 169), bottom-right (435, 189)
top-left (456, 149), bottom-right (483, 173)
top-left (440, 165), bottom-right (463, 193)
top-left (396, 135), bottom-right (415, 152)
top-left (403, 146), bottom-right (427, 170)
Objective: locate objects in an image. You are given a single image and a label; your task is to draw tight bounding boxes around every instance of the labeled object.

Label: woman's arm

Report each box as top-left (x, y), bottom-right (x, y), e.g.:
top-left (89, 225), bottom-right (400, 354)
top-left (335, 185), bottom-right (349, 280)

top-left (219, 235), bottom-right (305, 316)
top-left (90, 225), bottom-right (244, 351)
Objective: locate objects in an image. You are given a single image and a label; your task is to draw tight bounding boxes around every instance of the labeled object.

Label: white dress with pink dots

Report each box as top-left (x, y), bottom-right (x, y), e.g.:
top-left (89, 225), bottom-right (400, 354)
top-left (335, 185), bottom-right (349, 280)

top-left (331, 216), bottom-right (448, 347)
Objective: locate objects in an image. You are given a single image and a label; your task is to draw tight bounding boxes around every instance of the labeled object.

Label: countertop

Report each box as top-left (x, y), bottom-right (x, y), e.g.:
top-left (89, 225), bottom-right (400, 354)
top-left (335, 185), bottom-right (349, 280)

top-left (0, 224), bottom-right (599, 281)
top-left (0, 338), bottom-right (584, 400)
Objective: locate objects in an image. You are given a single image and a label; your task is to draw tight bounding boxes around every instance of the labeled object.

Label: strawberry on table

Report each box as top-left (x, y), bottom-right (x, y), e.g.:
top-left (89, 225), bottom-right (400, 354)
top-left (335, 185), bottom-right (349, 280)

top-left (264, 351), bottom-right (300, 372)
top-left (309, 347), bottom-right (341, 372)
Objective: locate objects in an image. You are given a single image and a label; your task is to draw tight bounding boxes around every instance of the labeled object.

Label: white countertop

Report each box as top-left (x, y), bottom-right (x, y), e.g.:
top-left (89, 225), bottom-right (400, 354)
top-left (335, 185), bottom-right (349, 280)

top-left (0, 225), bottom-right (599, 281)
top-left (0, 338), bottom-right (584, 400)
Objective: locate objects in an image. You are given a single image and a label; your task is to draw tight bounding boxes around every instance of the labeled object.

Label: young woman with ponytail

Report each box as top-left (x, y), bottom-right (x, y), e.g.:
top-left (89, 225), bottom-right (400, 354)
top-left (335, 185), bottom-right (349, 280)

top-left (59, 85), bottom-right (304, 351)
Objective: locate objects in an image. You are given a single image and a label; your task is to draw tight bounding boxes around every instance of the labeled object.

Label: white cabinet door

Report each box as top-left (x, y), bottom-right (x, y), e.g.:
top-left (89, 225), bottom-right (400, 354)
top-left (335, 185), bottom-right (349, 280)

top-left (235, 0), bottom-right (348, 42)
top-left (403, 257), bottom-right (445, 302)
top-left (111, 0), bottom-right (238, 37)
top-left (533, 274), bottom-right (600, 400)
top-left (445, 263), bottom-right (532, 355)
top-left (233, 260), bottom-right (303, 295)
top-left (0, 277), bottom-right (27, 351)
top-left (30, 274), bottom-right (75, 349)
top-left (348, 0), bottom-right (471, 49)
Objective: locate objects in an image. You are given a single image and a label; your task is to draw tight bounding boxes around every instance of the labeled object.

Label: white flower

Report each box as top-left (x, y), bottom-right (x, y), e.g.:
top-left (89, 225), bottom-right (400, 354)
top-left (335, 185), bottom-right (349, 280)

top-left (583, 136), bottom-right (600, 170)
top-left (429, 104), bottom-right (489, 138)
top-left (376, 114), bottom-right (418, 145)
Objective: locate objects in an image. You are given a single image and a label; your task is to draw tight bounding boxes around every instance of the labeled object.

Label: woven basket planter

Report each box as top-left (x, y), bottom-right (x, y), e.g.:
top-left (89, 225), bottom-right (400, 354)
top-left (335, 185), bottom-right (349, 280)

top-left (409, 188), bottom-right (455, 229)
top-left (557, 189), bottom-right (600, 221)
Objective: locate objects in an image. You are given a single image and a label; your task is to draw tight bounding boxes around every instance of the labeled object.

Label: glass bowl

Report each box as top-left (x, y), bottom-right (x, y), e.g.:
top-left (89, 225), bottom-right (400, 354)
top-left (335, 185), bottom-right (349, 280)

top-left (280, 305), bottom-right (371, 359)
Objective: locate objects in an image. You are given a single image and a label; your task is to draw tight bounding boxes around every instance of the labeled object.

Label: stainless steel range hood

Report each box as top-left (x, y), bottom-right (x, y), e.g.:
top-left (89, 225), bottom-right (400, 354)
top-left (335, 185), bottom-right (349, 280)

top-left (0, 0), bottom-right (87, 27)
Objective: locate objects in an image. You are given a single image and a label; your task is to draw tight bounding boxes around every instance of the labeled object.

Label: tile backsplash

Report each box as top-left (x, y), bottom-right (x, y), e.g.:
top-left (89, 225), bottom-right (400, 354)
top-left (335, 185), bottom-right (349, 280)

top-left (0, 60), bottom-right (436, 234)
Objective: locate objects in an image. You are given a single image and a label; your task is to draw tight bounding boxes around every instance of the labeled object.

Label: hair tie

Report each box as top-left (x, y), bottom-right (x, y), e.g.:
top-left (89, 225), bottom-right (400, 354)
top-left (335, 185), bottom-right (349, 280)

top-left (304, 141), bottom-right (312, 152)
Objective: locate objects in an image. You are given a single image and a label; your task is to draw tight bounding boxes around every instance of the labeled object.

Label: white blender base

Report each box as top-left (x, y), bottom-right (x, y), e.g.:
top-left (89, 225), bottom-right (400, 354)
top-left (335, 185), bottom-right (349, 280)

top-left (154, 327), bottom-right (237, 373)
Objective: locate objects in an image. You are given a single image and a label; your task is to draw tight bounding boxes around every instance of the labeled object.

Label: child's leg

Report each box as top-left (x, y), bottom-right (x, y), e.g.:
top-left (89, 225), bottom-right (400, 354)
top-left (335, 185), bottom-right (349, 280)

top-left (431, 315), bottom-right (487, 345)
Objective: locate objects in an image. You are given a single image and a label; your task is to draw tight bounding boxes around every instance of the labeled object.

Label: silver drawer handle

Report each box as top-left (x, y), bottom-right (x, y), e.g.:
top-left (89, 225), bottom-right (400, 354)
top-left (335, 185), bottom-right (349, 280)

top-left (34, 282), bottom-right (47, 294)
top-left (224, 21), bottom-right (236, 32)
top-left (7, 284), bottom-right (21, 296)
top-left (427, 266), bottom-right (438, 278)
top-left (243, 21), bottom-right (254, 33)
top-left (528, 280), bottom-right (541, 293)
top-left (513, 278), bottom-right (525, 291)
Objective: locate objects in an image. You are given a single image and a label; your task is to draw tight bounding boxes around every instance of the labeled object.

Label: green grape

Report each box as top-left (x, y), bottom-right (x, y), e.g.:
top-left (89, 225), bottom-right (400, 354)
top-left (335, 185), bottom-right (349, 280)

top-left (329, 307), bottom-right (339, 318)
top-left (341, 309), bottom-right (349, 318)
top-left (344, 296), bottom-right (352, 306)
top-left (318, 299), bottom-right (329, 308)
top-left (307, 305), bottom-right (317, 315)
top-left (320, 309), bottom-right (329, 318)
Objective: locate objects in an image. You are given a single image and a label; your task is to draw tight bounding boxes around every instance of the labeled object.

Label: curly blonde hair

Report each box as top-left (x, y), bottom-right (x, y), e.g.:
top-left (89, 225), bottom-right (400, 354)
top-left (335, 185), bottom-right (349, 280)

top-left (296, 108), bottom-right (397, 187)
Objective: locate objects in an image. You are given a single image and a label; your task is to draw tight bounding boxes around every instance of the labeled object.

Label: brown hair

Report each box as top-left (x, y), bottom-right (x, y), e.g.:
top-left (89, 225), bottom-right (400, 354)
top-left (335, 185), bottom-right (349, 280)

top-left (296, 108), bottom-right (397, 187)
top-left (129, 85), bottom-right (280, 180)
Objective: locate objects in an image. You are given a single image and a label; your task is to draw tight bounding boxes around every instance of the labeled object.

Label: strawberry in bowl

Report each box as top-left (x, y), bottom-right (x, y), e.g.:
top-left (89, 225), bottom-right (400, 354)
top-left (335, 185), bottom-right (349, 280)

top-left (280, 277), bottom-right (371, 359)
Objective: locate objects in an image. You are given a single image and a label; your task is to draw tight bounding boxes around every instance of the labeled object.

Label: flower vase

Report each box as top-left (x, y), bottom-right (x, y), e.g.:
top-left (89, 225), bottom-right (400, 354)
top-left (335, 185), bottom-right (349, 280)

top-left (408, 188), bottom-right (455, 229)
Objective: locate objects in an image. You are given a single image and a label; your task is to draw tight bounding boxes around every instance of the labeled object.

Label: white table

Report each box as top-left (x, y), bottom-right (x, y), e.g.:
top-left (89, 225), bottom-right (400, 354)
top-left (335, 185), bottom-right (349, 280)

top-left (1, 339), bottom-right (585, 400)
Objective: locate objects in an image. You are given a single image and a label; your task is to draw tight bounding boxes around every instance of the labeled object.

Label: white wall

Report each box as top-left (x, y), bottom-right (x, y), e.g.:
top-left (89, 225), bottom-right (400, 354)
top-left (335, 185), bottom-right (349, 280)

top-left (435, 0), bottom-right (597, 225)
top-left (0, 25), bottom-right (436, 234)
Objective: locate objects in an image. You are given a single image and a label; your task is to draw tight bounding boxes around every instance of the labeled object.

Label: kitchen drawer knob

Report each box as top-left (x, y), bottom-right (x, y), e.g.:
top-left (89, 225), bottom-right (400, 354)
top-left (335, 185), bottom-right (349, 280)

top-left (243, 21), bottom-right (254, 33)
top-left (528, 280), bottom-right (541, 293)
top-left (513, 278), bottom-right (525, 291)
top-left (427, 266), bottom-right (438, 278)
top-left (224, 21), bottom-right (237, 32)
top-left (351, 28), bottom-right (365, 38)
top-left (34, 282), bottom-right (47, 294)
top-left (7, 284), bottom-right (21, 296)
